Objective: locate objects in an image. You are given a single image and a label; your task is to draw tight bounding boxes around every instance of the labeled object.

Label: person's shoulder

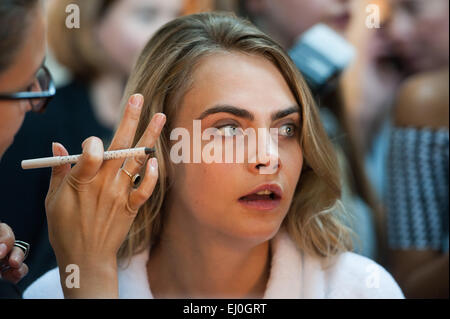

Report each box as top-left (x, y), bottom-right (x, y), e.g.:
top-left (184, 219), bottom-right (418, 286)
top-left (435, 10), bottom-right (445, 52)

top-left (23, 267), bottom-right (64, 299)
top-left (321, 251), bottom-right (405, 299)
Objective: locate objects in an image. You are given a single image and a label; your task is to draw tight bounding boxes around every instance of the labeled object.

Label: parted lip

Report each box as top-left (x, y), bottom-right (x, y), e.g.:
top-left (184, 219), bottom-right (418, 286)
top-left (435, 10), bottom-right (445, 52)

top-left (239, 183), bottom-right (283, 199)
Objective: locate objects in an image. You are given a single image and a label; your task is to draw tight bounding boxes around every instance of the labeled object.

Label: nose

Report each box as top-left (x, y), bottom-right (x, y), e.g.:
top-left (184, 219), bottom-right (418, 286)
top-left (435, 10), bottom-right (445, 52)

top-left (25, 100), bottom-right (33, 112)
top-left (387, 11), bottom-right (412, 48)
top-left (17, 100), bottom-right (32, 114)
top-left (253, 153), bottom-right (280, 175)
top-left (247, 128), bottom-right (281, 175)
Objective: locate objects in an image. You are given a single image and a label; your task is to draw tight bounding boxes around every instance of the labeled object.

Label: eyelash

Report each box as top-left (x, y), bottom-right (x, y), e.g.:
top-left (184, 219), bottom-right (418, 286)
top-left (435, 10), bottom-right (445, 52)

top-left (214, 122), bottom-right (298, 138)
top-left (279, 123), bottom-right (297, 138)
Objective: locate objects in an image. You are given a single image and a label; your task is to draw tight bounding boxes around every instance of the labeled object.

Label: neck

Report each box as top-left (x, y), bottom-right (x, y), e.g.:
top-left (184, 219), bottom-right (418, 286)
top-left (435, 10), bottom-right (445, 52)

top-left (147, 202), bottom-right (272, 298)
top-left (89, 73), bottom-right (126, 130)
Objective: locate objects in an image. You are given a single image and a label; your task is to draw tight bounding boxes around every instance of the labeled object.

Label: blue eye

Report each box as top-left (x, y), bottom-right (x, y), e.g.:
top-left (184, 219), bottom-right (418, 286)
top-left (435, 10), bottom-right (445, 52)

top-left (279, 124), bottom-right (296, 137)
top-left (216, 125), bottom-right (244, 137)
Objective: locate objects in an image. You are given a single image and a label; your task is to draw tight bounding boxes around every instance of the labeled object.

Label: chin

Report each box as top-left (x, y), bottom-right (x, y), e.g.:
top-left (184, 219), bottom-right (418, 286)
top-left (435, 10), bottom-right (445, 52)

top-left (223, 216), bottom-right (283, 245)
top-left (231, 204), bottom-right (289, 240)
top-left (0, 141), bottom-right (10, 160)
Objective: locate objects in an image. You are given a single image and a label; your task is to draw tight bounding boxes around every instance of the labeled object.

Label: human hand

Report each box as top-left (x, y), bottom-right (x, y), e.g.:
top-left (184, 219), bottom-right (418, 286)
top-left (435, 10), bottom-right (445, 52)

top-left (45, 94), bottom-right (165, 297)
top-left (0, 223), bottom-right (29, 284)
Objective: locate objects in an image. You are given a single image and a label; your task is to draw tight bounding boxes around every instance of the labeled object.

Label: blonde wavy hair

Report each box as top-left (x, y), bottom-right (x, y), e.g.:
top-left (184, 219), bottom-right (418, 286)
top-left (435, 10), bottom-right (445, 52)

top-left (118, 12), bottom-right (352, 260)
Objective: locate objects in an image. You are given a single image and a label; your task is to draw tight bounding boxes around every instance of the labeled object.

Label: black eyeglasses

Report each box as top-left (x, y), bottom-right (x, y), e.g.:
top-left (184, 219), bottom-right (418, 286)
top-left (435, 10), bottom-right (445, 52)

top-left (0, 65), bottom-right (56, 113)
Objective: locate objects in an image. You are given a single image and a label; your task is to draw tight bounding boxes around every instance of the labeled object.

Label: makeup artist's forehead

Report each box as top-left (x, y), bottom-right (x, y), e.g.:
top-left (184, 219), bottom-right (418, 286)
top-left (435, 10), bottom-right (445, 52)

top-left (178, 52), bottom-right (298, 123)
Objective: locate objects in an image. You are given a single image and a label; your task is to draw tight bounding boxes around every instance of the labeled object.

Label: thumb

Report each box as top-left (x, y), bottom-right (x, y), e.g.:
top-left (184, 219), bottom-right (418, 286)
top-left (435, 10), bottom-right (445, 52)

top-left (47, 142), bottom-right (71, 194)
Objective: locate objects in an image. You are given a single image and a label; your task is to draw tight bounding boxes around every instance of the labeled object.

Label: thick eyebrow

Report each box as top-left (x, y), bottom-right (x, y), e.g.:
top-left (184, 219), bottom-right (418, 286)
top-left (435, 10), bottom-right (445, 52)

top-left (271, 106), bottom-right (300, 121)
top-left (196, 104), bottom-right (300, 122)
top-left (196, 105), bottom-right (254, 121)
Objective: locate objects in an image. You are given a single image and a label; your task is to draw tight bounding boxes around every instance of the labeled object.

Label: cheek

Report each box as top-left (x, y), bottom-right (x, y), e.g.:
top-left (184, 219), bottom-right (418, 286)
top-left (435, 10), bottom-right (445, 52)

top-left (174, 163), bottom-right (238, 212)
top-left (0, 102), bottom-right (26, 150)
top-left (118, 22), bottom-right (157, 57)
top-left (187, 163), bottom-right (235, 200)
top-left (281, 143), bottom-right (303, 193)
top-left (417, 19), bottom-right (449, 49)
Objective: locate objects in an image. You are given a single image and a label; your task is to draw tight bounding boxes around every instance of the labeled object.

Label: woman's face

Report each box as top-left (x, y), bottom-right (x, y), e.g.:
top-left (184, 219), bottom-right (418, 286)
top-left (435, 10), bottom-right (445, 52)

top-left (387, 0), bottom-right (449, 73)
top-left (167, 52), bottom-right (303, 243)
top-left (96, 0), bottom-right (182, 75)
top-left (0, 7), bottom-right (46, 159)
top-left (248, 0), bottom-right (351, 46)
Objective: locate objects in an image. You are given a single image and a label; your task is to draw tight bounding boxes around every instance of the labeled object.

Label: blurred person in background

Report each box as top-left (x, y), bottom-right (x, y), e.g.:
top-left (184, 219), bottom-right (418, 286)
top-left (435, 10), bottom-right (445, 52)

top-left (46, 0), bottom-right (182, 151)
top-left (228, 0), bottom-right (381, 261)
top-left (342, 0), bottom-right (403, 201)
top-left (386, 0), bottom-right (448, 75)
top-left (0, 0), bottom-right (182, 292)
top-left (0, 0), bottom-right (51, 297)
top-left (384, 0), bottom-right (449, 298)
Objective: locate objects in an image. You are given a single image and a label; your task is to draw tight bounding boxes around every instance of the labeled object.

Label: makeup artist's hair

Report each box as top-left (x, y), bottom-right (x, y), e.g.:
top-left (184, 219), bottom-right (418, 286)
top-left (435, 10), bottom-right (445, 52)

top-left (0, 0), bottom-right (40, 73)
top-left (47, 0), bottom-right (118, 81)
top-left (118, 12), bottom-right (352, 260)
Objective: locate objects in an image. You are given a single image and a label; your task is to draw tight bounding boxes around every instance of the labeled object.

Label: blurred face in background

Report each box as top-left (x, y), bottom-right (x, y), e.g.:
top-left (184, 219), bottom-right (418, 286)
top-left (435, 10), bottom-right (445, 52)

top-left (96, 0), bottom-right (182, 75)
top-left (387, 0), bottom-right (449, 73)
top-left (246, 0), bottom-right (351, 47)
top-left (0, 5), bottom-right (45, 158)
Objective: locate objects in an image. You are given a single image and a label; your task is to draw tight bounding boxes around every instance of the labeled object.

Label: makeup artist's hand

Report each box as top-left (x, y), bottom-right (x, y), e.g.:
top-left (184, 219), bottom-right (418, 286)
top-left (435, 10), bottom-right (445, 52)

top-left (44, 94), bottom-right (166, 298)
top-left (0, 223), bottom-right (29, 283)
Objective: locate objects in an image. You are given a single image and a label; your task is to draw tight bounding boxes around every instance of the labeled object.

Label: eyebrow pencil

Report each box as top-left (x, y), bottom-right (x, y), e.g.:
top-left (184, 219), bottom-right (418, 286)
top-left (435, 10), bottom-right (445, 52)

top-left (21, 147), bottom-right (155, 169)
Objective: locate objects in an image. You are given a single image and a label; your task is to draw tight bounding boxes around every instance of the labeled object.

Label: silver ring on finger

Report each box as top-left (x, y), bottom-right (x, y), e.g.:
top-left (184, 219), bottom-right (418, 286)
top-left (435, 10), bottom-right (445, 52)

top-left (14, 240), bottom-right (30, 261)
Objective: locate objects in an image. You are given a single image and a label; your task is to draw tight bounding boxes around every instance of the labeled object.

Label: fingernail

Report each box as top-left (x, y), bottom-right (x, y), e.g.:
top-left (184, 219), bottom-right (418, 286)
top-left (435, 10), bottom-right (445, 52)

top-left (130, 94), bottom-right (143, 108)
top-left (0, 243), bottom-right (7, 258)
top-left (52, 142), bottom-right (63, 156)
top-left (150, 157), bottom-right (158, 170)
top-left (155, 113), bottom-right (166, 129)
top-left (87, 138), bottom-right (101, 154)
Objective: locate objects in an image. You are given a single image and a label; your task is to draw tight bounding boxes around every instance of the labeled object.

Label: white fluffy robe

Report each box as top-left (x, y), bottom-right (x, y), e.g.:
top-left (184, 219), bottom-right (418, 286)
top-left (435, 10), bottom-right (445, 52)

top-left (24, 229), bottom-right (404, 299)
